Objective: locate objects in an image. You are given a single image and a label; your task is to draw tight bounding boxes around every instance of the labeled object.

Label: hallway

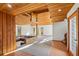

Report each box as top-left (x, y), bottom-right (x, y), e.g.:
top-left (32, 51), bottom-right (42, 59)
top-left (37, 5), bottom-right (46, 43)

top-left (6, 36), bottom-right (69, 56)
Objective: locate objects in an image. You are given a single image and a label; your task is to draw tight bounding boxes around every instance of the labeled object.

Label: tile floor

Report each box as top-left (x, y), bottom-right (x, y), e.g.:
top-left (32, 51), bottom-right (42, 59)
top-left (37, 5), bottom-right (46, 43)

top-left (6, 36), bottom-right (69, 56)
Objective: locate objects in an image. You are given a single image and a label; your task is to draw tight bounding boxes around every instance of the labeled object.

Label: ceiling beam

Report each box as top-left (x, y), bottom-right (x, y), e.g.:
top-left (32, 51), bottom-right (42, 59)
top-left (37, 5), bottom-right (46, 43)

top-left (33, 9), bottom-right (48, 14)
top-left (50, 13), bottom-right (66, 18)
top-left (51, 15), bottom-right (66, 22)
top-left (53, 19), bottom-right (64, 22)
top-left (51, 15), bottom-right (66, 18)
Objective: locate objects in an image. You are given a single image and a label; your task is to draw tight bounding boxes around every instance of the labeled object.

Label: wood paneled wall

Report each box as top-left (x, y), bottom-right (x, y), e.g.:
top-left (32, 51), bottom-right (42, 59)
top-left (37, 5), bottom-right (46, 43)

top-left (37, 12), bottom-right (52, 25)
top-left (15, 14), bottom-right (30, 25)
top-left (31, 12), bottom-right (52, 26)
top-left (0, 11), bottom-right (16, 55)
top-left (0, 11), bottom-right (3, 55)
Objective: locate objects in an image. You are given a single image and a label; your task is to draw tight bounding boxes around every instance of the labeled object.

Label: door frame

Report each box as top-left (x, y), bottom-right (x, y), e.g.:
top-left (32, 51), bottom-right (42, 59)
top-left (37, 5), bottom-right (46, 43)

top-left (67, 8), bottom-right (79, 56)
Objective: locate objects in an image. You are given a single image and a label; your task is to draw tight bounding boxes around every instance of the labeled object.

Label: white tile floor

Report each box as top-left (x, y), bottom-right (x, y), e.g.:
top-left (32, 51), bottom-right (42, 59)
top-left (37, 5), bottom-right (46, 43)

top-left (19, 41), bottom-right (52, 56)
top-left (17, 35), bottom-right (53, 56)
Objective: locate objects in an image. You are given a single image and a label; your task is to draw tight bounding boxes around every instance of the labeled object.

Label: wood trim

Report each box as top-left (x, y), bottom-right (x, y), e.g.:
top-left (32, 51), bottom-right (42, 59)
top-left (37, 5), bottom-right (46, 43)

top-left (67, 19), bottom-right (70, 52)
top-left (69, 50), bottom-right (73, 56)
top-left (77, 8), bottom-right (79, 56)
top-left (36, 13), bottom-right (38, 36)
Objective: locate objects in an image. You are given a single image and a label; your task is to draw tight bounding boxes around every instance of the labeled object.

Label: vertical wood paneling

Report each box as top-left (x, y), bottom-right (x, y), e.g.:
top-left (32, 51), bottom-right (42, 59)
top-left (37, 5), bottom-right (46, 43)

top-left (0, 12), bottom-right (16, 55)
top-left (10, 16), bottom-right (13, 51)
top-left (6, 15), bottom-right (11, 52)
top-left (12, 17), bottom-right (16, 50)
top-left (11, 16), bottom-right (16, 50)
top-left (0, 12), bottom-right (3, 55)
top-left (2, 12), bottom-right (7, 54)
top-left (6, 14), bottom-right (16, 54)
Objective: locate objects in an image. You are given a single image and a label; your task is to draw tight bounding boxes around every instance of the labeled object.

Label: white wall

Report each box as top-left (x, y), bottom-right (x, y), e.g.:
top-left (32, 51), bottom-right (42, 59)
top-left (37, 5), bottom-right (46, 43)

top-left (37, 20), bottom-right (68, 41)
top-left (38, 25), bottom-right (52, 36)
top-left (53, 20), bottom-right (68, 41)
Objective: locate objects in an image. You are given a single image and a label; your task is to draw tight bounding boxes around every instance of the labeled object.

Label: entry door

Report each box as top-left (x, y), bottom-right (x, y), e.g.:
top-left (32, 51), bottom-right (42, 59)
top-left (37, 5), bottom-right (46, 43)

top-left (68, 8), bottom-right (79, 56)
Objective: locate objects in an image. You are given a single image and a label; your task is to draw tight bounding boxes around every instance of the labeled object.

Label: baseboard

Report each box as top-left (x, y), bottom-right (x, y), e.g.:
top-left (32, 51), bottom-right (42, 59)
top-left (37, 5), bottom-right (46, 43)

top-left (52, 39), bottom-right (66, 42)
top-left (68, 50), bottom-right (73, 56)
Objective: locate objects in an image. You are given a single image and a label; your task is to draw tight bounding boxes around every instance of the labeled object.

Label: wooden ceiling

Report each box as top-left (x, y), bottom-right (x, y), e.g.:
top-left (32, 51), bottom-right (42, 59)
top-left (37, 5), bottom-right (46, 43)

top-left (0, 3), bottom-right (74, 22)
top-left (47, 3), bottom-right (74, 22)
top-left (0, 3), bottom-right (29, 13)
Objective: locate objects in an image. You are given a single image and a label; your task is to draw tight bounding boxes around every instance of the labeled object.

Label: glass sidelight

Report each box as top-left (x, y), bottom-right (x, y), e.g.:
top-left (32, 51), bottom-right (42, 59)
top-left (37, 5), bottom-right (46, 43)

top-left (70, 16), bottom-right (77, 56)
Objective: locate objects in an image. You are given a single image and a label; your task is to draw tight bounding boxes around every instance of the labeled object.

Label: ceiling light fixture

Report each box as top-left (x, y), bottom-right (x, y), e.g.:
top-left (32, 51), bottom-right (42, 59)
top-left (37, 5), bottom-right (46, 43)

top-left (7, 4), bottom-right (12, 8)
top-left (58, 9), bottom-right (62, 12)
